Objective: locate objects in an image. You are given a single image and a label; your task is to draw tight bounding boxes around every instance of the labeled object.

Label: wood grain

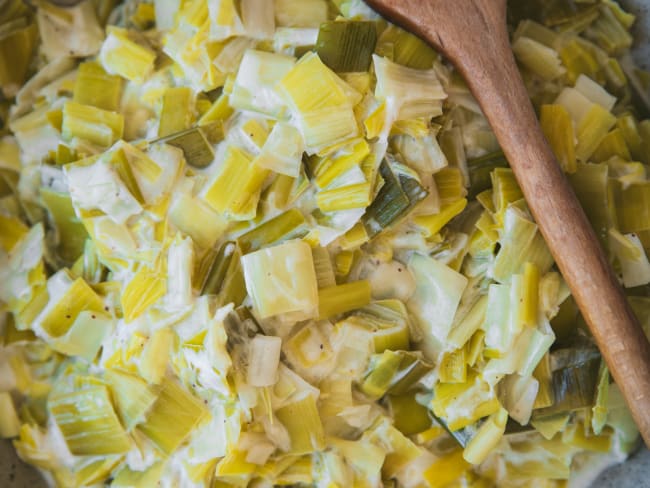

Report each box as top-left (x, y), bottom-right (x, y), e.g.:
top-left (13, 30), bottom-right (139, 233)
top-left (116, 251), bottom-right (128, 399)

top-left (365, 0), bottom-right (650, 445)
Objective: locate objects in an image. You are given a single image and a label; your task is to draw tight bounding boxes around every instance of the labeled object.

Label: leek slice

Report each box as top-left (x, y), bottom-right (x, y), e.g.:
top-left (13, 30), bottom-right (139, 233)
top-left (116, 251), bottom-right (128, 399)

top-left (275, 392), bottom-right (325, 455)
top-left (540, 105), bottom-right (577, 174)
top-left (512, 36), bottom-right (565, 81)
top-left (373, 54), bottom-right (446, 122)
top-left (362, 158), bottom-right (428, 237)
top-left (105, 369), bottom-right (159, 430)
top-left (535, 347), bottom-right (601, 418)
top-left (202, 145), bottom-right (269, 220)
top-left (241, 240), bottom-right (318, 319)
top-left (407, 252), bottom-right (468, 358)
top-left (315, 21), bottom-right (377, 73)
top-left (463, 408), bottom-right (508, 465)
top-left (138, 378), bottom-right (209, 455)
top-left (40, 188), bottom-right (88, 264)
top-left (230, 49), bottom-right (295, 117)
top-left (73, 61), bottom-right (123, 112)
top-left (318, 280), bottom-right (371, 320)
top-left (158, 87), bottom-right (194, 138)
top-left (0, 392), bottom-right (20, 438)
top-left (254, 122), bottom-right (304, 177)
top-left (274, 0), bottom-right (328, 28)
top-left (278, 52), bottom-right (358, 151)
top-left (61, 101), bottom-right (124, 147)
top-left (247, 334), bottom-right (282, 387)
top-left (49, 386), bottom-right (131, 455)
top-left (39, 270), bottom-right (105, 338)
top-left (155, 127), bottom-right (215, 169)
top-left (99, 28), bottom-right (156, 83)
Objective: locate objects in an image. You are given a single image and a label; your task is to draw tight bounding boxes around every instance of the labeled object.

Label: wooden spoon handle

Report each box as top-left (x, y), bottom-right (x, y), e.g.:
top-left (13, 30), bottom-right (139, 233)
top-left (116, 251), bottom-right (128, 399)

top-left (366, 0), bottom-right (650, 444)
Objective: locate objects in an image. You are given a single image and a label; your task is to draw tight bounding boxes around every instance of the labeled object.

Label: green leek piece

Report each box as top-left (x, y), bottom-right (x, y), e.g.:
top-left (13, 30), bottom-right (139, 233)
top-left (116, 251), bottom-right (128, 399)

top-left (0, 17), bottom-right (38, 95)
top-left (592, 361), bottom-right (609, 435)
top-left (0, 392), bottom-right (20, 438)
top-left (423, 449), bottom-right (470, 487)
top-left (138, 378), bottom-right (209, 455)
top-left (412, 198), bottom-right (468, 238)
top-left (609, 228), bottom-right (650, 288)
top-left (491, 168), bottom-right (523, 217)
top-left (534, 347), bottom-right (601, 418)
top-left (315, 21), bottom-right (377, 73)
top-left (73, 61), bottom-right (123, 112)
top-left (575, 104), bottom-right (617, 162)
top-left (448, 295), bottom-right (488, 349)
top-left (365, 418), bottom-right (422, 477)
top-left (463, 408), bottom-right (508, 465)
top-left (615, 181), bottom-right (650, 234)
top-left (40, 188), bottom-right (89, 264)
top-left (533, 352), bottom-right (555, 409)
top-left (593, 129), bottom-right (631, 162)
top-left (99, 28), bottom-right (156, 82)
top-left (139, 328), bottom-right (174, 385)
top-left (51, 311), bottom-right (112, 362)
top-left (512, 36), bottom-right (565, 81)
top-left (362, 159), bottom-right (428, 237)
top-left (439, 348), bottom-right (467, 384)
top-left (467, 151), bottom-right (509, 198)
top-left (49, 386), bottom-right (131, 455)
top-left (559, 39), bottom-right (600, 85)
top-left (540, 105), bottom-right (577, 174)
top-left (563, 422), bottom-right (612, 453)
top-left (61, 101), bottom-right (124, 147)
top-left (354, 300), bottom-right (411, 352)
top-left (361, 350), bottom-right (432, 399)
top-left (40, 271), bottom-right (105, 338)
top-left (275, 393), bottom-right (325, 455)
top-left (318, 280), bottom-right (371, 319)
top-left (275, 0), bottom-right (327, 28)
top-left (376, 25), bottom-right (437, 69)
top-left (493, 206), bottom-right (554, 283)
top-left (121, 256), bottom-right (166, 323)
top-left (241, 240), bottom-right (318, 319)
top-left (203, 145), bottom-right (269, 220)
top-left (158, 87), bottom-right (193, 138)
top-left (311, 138), bottom-right (370, 189)
top-left (200, 241), bottom-right (247, 307)
top-left (112, 462), bottom-right (165, 488)
top-left (254, 122), bottom-right (304, 177)
top-left (585, 4), bottom-right (632, 55)
top-left (105, 369), bottom-right (159, 430)
top-left (617, 112), bottom-right (644, 162)
top-left (312, 246), bottom-right (336, 289)
top-left (568, 163), bottom-right (615, 243)
top-left (237, 208), bottom-right (308, 253)
top-left (154, 127), bottom-right (215, 169)
top-left (389, 393), bottom-right (432, 436)
top-left (169, 188), bottom-right (228, 250)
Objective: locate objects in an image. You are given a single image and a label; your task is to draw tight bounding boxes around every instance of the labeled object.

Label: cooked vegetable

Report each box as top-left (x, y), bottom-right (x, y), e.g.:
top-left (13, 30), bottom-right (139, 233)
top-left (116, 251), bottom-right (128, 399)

top-left (1, 0), bottom-right (647, 486)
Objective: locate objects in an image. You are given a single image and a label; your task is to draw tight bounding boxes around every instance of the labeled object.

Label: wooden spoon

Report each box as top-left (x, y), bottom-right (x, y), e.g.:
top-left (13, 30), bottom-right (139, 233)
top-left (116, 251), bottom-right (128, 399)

top-left (364, 0), bottom-right (650, 445)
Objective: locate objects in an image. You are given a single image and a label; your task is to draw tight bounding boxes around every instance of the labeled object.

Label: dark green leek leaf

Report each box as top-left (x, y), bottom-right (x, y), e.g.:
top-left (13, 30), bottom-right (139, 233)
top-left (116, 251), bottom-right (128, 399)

top-left (316, 21), bottom-right (377, 72)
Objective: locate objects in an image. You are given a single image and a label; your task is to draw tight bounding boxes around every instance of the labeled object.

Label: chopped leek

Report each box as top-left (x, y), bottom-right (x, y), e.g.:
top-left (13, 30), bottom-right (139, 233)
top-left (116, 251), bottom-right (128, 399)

top-left (49, 386), bottom-right (131, 455)
top-left (138, 378), bottom-right (209, 455)
top-left (316, 21), bottom-right (377, 73)
top-left (241, 240), bottom-right (318, 319)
